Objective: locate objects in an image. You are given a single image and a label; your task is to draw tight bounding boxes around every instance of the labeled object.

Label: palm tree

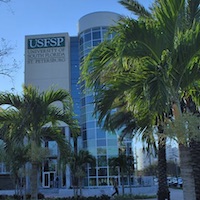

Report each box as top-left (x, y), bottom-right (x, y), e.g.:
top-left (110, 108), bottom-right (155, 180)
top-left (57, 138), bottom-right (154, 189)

top-left (0, 120), bottom-right (30, 198)
top-left (170, 96), bottom-right (200, 199)
top-left (0, 85), bottom-right (79, 200)
top-left (81, 7), bottom-right (170, 200)
top-left (69, 150), bottom-right (96, 197)
top-left (81, 1), bottom-right (200, 199)
top-left (0, 135), bottom-right (29, 197)
top-left (109, 153), bottom-right (134, 195)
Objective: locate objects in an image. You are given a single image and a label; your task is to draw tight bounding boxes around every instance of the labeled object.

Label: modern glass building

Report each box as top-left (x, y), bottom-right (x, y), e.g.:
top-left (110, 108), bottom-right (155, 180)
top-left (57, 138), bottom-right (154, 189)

top-left (78, 12), bottom-right (121, 187)
top-left (70, 36), bottom-right (81, 120)
top-left (22, 11), bottom-right (134, 189)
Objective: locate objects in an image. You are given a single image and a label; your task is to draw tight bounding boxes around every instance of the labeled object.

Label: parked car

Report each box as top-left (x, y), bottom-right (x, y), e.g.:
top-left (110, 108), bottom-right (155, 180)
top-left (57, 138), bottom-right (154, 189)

top-left (167, 177), bottom-right (173, 186)
top-left (172, 177), bottom-right (178, 186)
top-left (177, 177), bottom-right (183, 187)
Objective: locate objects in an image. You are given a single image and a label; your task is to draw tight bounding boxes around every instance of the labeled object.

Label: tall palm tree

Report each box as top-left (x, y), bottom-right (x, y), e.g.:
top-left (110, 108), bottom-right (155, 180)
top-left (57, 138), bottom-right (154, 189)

top-left (0, 127), bottom-right (29, 197)
top-left (171, 96), bottom-right (200, 199)
top-left (0, 118), bottom-right (30, 197)
top-left (81, 1), bottom-right (200, 199)
top-left (0, 85), bottom-right (79, 200)
top-left (109, 153), bottom-right (134, 195)
top-left (69, 150), bottom-right (96, 197)
top-left (109, 154), bottom-right (127, 195)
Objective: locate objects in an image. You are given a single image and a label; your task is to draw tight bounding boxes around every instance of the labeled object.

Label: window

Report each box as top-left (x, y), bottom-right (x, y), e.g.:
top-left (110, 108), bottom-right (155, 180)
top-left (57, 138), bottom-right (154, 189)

top-left (85, 95), bottom-right (94, 104)
top-left (87, 129), bottom-right (96, 139)
top-left (86, 121), bottom-right (95, 129)
top-left (93, 40), bottom-right (101, 47)
top-left (97, 139), bottom-right (106, 146)
top-left (97, 156), bottom-right (107, 167)
top-left (96, 129), bottom-right (106, 139)
top-left (109, 167), bottom-right (118, 176)
top-left (92, 31), bottom-right (101, 40)
top-left (98, 178), bottom-right (108, 186)
top-left (98, 167), bottom-right (107, 176)
top-left (107, 139), bottom-right (117, 146)
top-left (89, 178), bottom-right (97, 186)
top-left (97, 147), bottom-right (107, 155)
top-left (0, 163), bottom-right (9, 174)
top-left (84, 33), bottom-right (91, 42)
top-left (89, 168), bottom-right (96, 176)
top-left (48, 141), bottom-right (58, 156)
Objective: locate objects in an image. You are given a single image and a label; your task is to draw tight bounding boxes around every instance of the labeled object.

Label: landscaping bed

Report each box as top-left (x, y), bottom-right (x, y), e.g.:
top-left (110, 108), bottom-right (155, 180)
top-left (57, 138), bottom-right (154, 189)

top-left (0, 194), bottom-right (157, 200)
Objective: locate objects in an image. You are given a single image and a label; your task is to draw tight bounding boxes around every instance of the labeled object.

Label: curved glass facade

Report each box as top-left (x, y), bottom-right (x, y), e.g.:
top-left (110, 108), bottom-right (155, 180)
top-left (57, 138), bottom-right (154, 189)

top-left (78, 12), bottom-right (120, 187)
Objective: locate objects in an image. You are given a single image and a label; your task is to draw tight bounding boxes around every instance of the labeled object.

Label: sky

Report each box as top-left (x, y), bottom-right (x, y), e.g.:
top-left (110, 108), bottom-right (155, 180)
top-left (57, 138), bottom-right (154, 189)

top-left (0, 0), bottom-right (152, 94)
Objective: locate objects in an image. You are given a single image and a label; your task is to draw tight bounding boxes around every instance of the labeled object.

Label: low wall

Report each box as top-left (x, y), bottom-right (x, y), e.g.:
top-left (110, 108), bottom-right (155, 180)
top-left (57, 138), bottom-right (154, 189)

top-left (59, 186), bottom-right (158, 197)
top-left (0, 186), bottom-right (158, 198)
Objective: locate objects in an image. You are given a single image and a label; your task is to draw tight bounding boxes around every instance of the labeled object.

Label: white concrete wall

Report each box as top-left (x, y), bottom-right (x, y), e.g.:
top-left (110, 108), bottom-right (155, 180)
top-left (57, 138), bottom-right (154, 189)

top-left (78, 11), bottom-right (120, 34)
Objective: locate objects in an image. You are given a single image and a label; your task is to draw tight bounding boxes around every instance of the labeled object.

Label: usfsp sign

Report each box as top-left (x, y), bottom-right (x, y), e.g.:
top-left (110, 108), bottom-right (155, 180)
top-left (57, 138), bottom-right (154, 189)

top-left (28, 37), bottom-right (65, 49)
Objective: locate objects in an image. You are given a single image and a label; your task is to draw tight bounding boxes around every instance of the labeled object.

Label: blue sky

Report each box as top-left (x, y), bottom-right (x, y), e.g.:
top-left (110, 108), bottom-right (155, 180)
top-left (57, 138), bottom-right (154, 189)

top-left (0, 0), bottom-right (152, 94)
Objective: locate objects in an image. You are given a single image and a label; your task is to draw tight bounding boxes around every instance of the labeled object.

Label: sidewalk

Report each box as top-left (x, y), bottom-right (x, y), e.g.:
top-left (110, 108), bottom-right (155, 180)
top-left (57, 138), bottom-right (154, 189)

top-left (139, 189), bottom-right (183, 200)
top-left (0, 187), bottom-right (183, 200)
top-left (43, 188), bottom-right (182, 200)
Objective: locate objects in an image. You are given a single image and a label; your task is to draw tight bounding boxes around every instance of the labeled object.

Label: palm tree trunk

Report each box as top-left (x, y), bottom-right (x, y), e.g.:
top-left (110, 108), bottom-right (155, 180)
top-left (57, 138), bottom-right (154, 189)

top-left (121, 172), bottom-right (125, 195)
top-left (128, 170), bottom-right (132, 194)
top-left (179, 144), bottom-right (196, 200)
top-left (79, 177), bottom-right (83, 197)
top-left (190, 140), bottom-right (200, 199)
top-left (157, 131), bottom-right (170, 200)
top-left (30, 162), bottom-right (38, 200)
top-left (72, 175), bottom-right (78, 198)
top-left (172, 102), bottom-right (197, 199)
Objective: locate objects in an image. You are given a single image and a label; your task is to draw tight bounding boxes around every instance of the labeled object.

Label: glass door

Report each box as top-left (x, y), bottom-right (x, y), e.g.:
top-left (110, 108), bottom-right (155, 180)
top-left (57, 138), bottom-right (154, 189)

top-left (42, 172), bottom-right (50, 188)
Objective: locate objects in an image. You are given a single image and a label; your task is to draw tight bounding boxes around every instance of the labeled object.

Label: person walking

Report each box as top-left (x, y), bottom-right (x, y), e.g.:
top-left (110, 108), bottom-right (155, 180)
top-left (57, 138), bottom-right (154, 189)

top-left (111, 178), bottom-right (119, 197)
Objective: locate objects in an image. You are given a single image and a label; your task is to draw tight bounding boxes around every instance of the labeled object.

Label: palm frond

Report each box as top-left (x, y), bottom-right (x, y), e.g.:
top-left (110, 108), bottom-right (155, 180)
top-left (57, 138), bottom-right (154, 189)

top-left (118, 0), bottom-right (152, 18)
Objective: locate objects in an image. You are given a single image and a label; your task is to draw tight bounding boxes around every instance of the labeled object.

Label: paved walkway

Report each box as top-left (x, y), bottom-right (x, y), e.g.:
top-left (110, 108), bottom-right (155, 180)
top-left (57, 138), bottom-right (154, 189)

top-left (139, 189), bottom-right (183, 200)
top-left (0, 187), bottom-right (183, 199)
top-left (43, 188), bottom-right (183, 200)
top-left (169, 189), bottom-right (183, 200)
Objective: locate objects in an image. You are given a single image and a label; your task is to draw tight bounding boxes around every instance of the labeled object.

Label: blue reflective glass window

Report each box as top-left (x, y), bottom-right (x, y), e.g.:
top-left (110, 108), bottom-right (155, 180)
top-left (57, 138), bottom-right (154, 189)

top-left (97, 156), bottom-right (107, 167)
top-left (81, 97), bottom-right (85, 106)
top-left (82, 130), bottom-right (87, 140)
top-left (84, 33), bottom-right (91, 42)
top-left (107, 139), bottom-right (117, 146)
top-left (83, 141), bottom-right (87, 148)
top-left (93, 40), bottom-right (101, 47)
top-left (86, 95), bottom-right (94, 104)
top-left (97, 147), bottom-right (107, 155)
top-left (84, 41), bottom-right (91, 50)
top-left (86, 112), bottom-right (95, 121)
top-left (85, 104), bottom-right (94, 113)
top-left (79, 36), bottom-right (83, 46)
top-left (97, 129), bottom-right (106, 139)
top-left (92, 31), bottom-right (101, 40)
top-left (87, 129), bottom-right (96, 139)
top-left (97, 139), bottom-right (106, 146)
top-left (87, 139), bottom-right (96, 147)
top-left (79, 44), bottom-right (83, 52)
top-left (86, 121), bottom-right (95, 129)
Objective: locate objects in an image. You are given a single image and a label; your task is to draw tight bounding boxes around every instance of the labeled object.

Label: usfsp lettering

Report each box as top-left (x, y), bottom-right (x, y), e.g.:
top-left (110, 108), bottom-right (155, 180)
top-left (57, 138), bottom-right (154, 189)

top-left (28, 37), bottom-right (65, 49)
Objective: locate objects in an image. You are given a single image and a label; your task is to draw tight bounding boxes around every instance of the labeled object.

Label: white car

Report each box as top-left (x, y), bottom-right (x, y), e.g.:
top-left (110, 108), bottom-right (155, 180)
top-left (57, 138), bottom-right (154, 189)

top-left (177, 177), bottom-right (183, 187)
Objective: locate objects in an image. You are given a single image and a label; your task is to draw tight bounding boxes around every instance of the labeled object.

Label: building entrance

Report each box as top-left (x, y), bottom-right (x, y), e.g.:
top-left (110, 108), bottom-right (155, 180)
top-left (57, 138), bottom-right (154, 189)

top-left (42, 171), bottom-right (56, 188)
